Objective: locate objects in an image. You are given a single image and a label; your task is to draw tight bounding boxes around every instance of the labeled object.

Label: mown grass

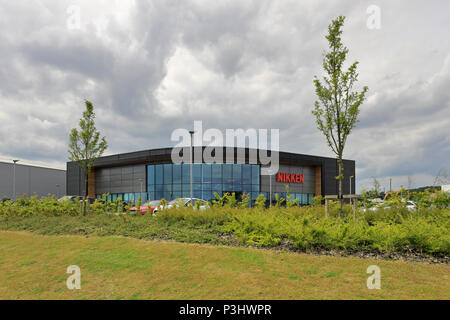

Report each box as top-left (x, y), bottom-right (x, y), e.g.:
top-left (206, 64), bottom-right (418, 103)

top-left (0, 231), bottom-right (448, 300)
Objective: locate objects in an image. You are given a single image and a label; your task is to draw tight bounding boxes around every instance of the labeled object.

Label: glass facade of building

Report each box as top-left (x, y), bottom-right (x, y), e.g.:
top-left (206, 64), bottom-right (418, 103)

top-left (103, 163), bottom-right (314, 205)
top-left (147, 163), bottom-right (260, 201)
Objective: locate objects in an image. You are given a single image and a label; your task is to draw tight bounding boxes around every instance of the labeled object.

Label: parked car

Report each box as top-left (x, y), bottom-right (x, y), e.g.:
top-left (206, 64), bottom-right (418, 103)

top-left (130, 200), bottom-right (161, 215)
top-left (153, 198), bottom-right (210, 214)
top-left (58, 196), bottom-right (96, 204)
top-left (58, 195), bottom-right (78, 202)
top-left (383, 200), bottom-right (417, 212)
top-left (361, 199), bottom-right (417, 212)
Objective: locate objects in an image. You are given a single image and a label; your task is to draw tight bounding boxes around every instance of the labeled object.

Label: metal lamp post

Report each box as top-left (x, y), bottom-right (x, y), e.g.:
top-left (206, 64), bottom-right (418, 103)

top-left (269, 169), bottom-right (272, 207)
top-left (189, 130), bottom-right (195, 200)
top-left (138, 178), bottom-right (143, 200)
top-left (350, 175), bottom-right (354, 194)
top-left (349, 175), bottom-right (354, 206)
top-left (12, 160), bottom-right (19, 201)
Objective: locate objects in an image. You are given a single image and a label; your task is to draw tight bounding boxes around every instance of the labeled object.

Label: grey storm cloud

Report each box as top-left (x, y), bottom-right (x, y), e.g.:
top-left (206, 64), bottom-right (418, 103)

top-left (0, 0), bottom-right (449, 191)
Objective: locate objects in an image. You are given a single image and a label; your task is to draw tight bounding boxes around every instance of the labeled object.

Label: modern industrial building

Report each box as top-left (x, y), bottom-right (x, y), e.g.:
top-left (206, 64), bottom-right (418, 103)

top-left (0, 161), bottom-right (66, 200)
top-left (67, 147), bottom-right (355, 205)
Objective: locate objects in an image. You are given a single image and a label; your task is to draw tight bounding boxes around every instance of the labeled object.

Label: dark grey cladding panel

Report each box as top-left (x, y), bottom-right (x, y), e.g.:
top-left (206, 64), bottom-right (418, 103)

top-left (133, 165), bottom-right (146, 173)
top-left (97, 168), bottom-right (110, 177)
top-left (121, 166), bottom-right (133, 174)
top-left (110, 187), bottom-right (126, 194)
top-left (83, 147), bottom-right (353, 168)
top-left (320, 158), bottom-right (355, 196)
top-left (120, 179), bottom-right (133, 187)
top-left (260, 164), bottom-right (316, 194)
top-left (110, 167), bottom-right (122, 175)
top-left (110, 180), bottom-right (122, 188)
top-left (149, 148), bottom-right (171, 156)
top-left (92, 163), bottom-right (146, 195)
top-left (67, 162), bottom-right (82, 196)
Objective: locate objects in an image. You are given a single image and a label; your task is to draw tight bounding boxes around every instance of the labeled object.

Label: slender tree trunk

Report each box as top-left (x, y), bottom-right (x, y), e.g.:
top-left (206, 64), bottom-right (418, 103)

top-left (338, 157), bottom-right (344, 216)
top-left (84, 173), bottom-right (88, 216)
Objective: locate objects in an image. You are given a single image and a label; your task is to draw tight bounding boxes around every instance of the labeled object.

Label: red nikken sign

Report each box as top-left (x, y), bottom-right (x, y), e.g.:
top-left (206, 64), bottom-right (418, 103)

top-left (276, 172), bottom-right (304, 184)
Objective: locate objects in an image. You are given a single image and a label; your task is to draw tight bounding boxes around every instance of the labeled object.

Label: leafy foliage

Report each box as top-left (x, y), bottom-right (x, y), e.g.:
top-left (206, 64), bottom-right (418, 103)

top-left (68, 100), bottom-right (107, 215)
top-left (0, 194), bottom-right (448, 257)
top-left (311, 16), bottom-right (368, 212)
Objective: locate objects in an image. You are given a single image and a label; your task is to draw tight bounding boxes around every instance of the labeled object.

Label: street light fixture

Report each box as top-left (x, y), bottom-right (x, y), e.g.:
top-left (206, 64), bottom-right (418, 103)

top-left (350, 175), bottom-right (354, 195)
top-left (269, 169), bottom-right (272, 207)
top-left (138, 178), bottom-right (144, 200)
top-left (189, 130), bottom-right (195, 200)
top-left (12, 160), bottom-right (19, 202)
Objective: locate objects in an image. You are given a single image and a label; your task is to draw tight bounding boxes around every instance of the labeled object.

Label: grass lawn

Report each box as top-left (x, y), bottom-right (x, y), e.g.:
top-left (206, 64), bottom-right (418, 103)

top-left (0, 231), bottom-right (448, 300)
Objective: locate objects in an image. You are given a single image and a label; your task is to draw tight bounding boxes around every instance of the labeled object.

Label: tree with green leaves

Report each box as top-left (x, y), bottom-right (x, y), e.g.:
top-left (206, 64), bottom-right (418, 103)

top-left (312, 16), bottom-right (368, 213)
top-left (69, 100), bottom-right (108, 215)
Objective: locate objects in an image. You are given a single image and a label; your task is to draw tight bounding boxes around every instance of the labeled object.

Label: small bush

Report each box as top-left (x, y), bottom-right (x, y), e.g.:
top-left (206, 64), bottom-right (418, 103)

top-left (1, 193), bottom-right (448, 257)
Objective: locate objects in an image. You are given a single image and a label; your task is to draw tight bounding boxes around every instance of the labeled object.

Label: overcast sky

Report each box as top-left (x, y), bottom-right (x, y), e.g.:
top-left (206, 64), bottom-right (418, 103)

top-left (0, 0), bottom-right (449, 192)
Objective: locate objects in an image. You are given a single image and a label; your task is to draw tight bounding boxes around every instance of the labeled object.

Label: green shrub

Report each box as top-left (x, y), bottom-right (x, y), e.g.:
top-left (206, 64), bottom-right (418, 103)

top-left (1, 194), bottom-right (449, 257)
top-left (254, 194), bottom-right (267, 209)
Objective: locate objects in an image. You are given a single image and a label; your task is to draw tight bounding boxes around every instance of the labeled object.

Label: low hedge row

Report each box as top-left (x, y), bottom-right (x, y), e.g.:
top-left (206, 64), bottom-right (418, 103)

top-left (1, 198), bottom-right (448, 257)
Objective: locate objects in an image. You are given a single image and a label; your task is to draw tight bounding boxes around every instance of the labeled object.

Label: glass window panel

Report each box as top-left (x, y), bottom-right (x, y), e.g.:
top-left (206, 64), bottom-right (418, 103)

top-left (211, 164), bottom-right (222, 184)
top-left (212, 184), bottom-right (222, 193)
top-left (182, 164), bottom-right (190, 184)
top-left (182, 190), bottom-right (190, 198)
top-left (173, 164), bottom-right (182, 183)
top-left (155, 185), bottom-right (163, 192)
top-left (193, 191), bottom-right (201, 199)
top-left (301, 194), bottom-right (307, 204)
top-left (193, 164), bottom-right (202, 183)
top-left (251, 184), bottom-right (259, 192)
top-left (242, 164), bottom-right (252, 184)
top-left (164, 184), bottom-right (172, 192)
top-left (163, 191), bottom-right (172, 200)
top-left (112, 194), bottom-right (117, 201)
top-left (128, 193), bottom-right (134, 202)
top-left (223, 164), bottom-right (233, 184)
top-left (251, 165), bottom-right (260, 185)
top-left (194, 184), bottom-right (202, 191)
top-left (233, 184), bottom-right (242, 191)
top-left (172, 184), bottom-right (181, 192)
top-left (155, 191), bottom-right (163, 200)
top-left (223, 183), bottom-right (233, 192)
top-left (148, 192), bottom-right (155, 201)
top-left (155, 165), bottom-right (163, 185)
top-left (202, 191), bottom-right (212, 201)
top-left (202, 164), bottom-right (212, 183)
top-left (147, 165), bottom-right (155, 186)
top-left (163, 164), bottom-right (172, 184)
top-left (172, 191), bottom-right (181, 199)
top-left (148, 185), bottom-right (155, 192)
top-left (233, 164), bottom-right (242, 184)
top-left (242, 185), bottom-right (252, 193)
